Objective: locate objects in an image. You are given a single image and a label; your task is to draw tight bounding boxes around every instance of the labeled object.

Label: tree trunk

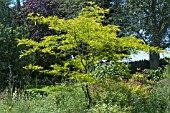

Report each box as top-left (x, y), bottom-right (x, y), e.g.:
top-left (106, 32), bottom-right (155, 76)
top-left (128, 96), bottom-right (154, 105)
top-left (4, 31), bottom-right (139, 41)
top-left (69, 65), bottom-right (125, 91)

top-left (149, 51), bottom-right (159, 70)
top-left (149, 0), bottom-right (160, 70)
top-left (16, 0), bottom-right (21, 7)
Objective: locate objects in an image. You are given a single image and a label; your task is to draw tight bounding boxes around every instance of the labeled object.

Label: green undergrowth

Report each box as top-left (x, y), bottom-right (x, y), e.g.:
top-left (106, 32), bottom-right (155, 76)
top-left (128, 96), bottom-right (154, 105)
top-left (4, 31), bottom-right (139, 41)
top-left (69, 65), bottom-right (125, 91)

top-left (0, 86), bottom-right (86, 113)
top-left (0, 76), bottom-right (170, 113)
top-left (132, 79), bottom-right (170, 113)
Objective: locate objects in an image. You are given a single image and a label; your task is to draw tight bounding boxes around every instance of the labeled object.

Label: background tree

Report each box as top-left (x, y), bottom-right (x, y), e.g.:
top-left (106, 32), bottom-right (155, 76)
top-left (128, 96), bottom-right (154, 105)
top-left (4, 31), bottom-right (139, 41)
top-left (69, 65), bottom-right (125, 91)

top-left (0, 0), bottom-right (12, 25)
top-left (0, 0), bottom-right (32, 95)
top-left (93, 0), bottom-right (170, 69)
top-left (0, 0), bottom-right (14, 91)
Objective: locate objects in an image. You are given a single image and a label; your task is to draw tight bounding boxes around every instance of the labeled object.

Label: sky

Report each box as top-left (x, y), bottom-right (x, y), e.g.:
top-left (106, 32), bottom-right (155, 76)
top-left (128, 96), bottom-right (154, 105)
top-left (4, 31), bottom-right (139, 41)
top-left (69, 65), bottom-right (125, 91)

top-left (131, 48), bottom-right (170, 61)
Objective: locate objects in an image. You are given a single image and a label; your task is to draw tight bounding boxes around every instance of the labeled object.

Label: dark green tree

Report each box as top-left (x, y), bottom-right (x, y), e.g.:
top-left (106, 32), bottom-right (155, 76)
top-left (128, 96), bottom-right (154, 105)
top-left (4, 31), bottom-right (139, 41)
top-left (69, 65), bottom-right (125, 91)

top-left (94, 0), bottom-right (170, 69)
top-left (0, 0), bottom-right (12, 25)
top-left (0, 0), bottom-right (31, 94)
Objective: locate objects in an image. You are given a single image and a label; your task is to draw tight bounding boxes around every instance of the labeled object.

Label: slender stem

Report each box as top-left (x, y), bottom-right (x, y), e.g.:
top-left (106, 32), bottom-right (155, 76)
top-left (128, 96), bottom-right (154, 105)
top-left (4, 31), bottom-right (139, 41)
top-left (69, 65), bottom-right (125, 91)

top-left (8, 65), bottom-right (13, 99)
top-left (85, 85), bottom-right (91, 109)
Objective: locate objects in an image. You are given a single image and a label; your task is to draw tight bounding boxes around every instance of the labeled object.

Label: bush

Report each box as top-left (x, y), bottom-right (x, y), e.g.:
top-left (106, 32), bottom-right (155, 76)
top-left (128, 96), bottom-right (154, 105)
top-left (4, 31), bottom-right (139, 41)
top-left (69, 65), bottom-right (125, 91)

top-left (92, 61), bottom-right (131, 81)
top-left (132, 83), bottom-right (170, 113)
top-left (89, 80), bottom-right (148, 112)
top-left (163, 64), bottom-right (170, 78)
top-left (142, 67), bottom-right (164, 82)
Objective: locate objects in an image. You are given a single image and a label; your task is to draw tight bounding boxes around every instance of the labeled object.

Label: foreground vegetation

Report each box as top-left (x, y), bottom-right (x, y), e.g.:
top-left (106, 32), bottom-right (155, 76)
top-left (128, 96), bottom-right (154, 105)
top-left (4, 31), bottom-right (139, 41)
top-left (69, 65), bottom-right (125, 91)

top-left (0, 74), bottom-right (170, 113)
top-left (0, 1), bottom-right (170, 113)
top-left (0, 65), bottom-right (170, 113)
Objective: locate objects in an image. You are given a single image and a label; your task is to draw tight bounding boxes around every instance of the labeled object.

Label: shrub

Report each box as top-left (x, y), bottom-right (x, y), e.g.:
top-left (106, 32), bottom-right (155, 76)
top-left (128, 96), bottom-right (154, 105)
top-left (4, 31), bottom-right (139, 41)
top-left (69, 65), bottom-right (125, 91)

top-left (92, 61), bottom-right (131, 81)
top-left (89, 80), bottom-right (149, 112)
top-left (132, 83), bottom-right (170, 113)
top-left (142, 67), bottom-right (164, 82)
top-left (163, 64), bottom-right (170, 78)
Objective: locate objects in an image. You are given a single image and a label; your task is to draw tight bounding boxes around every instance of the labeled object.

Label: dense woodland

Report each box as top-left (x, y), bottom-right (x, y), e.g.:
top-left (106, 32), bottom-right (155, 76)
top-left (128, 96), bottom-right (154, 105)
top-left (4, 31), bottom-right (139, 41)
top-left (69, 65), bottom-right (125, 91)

top-left (0, 0), bottom-right (170, 112)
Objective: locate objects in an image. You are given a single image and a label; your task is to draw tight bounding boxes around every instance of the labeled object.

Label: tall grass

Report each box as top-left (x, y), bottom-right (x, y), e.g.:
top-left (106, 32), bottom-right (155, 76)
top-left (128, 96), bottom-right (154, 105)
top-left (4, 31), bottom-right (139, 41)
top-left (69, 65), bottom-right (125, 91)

top-left (0, 87), bottom-right (86, 113)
